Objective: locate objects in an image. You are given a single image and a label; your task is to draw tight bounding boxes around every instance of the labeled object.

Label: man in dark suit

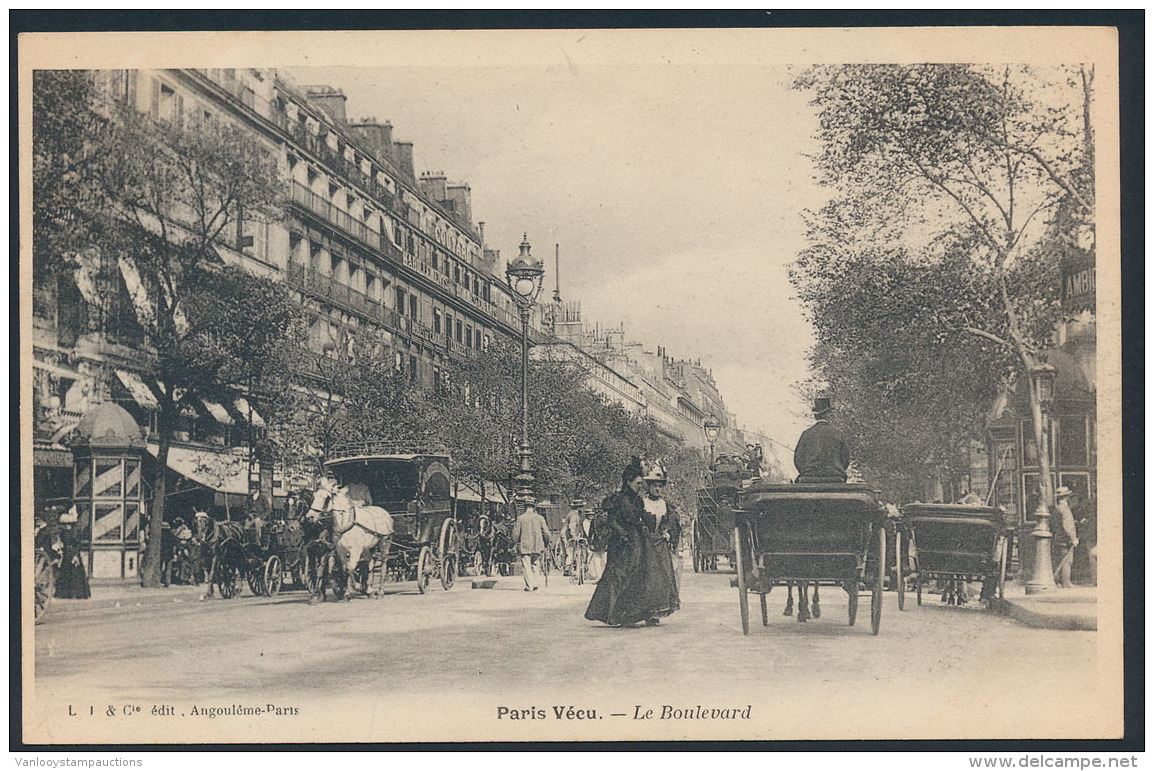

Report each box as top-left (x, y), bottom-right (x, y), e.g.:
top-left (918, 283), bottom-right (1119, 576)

top-left (793, 397), bottom-right (850, 483)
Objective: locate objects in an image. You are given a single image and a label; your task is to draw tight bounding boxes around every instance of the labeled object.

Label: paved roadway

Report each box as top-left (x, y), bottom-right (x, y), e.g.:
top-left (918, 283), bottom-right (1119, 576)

top-left (28, 567), bottom-right (1108, 743)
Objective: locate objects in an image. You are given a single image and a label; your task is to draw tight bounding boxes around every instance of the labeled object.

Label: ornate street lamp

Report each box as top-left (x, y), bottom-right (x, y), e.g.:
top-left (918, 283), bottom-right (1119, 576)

top-left (505, 234), bottom-right (545, 507)
top-left (704, 415), bottom-right (721, 467)
top-left (1026, 361), bottom-right (1058, 594)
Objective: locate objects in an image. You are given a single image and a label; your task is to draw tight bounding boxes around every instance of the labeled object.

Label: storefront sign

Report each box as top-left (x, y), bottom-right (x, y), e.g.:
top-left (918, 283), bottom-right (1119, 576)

top-left (34, 448), bottom-right (73, 468)
top-left (1061, 252), bottom-right (1096, 311)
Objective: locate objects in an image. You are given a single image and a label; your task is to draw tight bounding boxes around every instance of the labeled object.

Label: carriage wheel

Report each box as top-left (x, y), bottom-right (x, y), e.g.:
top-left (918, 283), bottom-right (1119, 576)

top-left (34, 550), bottom-right (54, 624)
top-left (895, 529), bottom-right (906, 611)
top-left (441, 553), bottom-right (458, 591)
top-left (871, 524), bottom-right (885, 635)
top-left (216, 567), bottom-right (237, 600)
top-left (304, 552), bottom-right (321, 595)
top-left (847, 582), bottom-right (859, 626)
top-left (247, 564), bottom-right (264, 596)
top-left (264, 556), bottom-right (283, 596)
top-left (439, 519), bottom-right (459, 591)
top-left (416, 546), bottom-right (433, 594)
top-left (471, 550), bottom-right (484, 577)
top-left (733, 523), bottom-right (749, 635)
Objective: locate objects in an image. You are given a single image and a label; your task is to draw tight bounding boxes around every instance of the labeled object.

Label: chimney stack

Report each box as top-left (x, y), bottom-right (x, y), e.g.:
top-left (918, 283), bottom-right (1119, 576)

top-left (348, 118), bottom-right (394, 164)
top-left (419, 171), bottom-right (448, 201)
top-left (393, 141), bottom-right (415, 179)
top-left (302, 85), bottom-right (348, 124)
top-left (445, 183), bottom-right (473, 225)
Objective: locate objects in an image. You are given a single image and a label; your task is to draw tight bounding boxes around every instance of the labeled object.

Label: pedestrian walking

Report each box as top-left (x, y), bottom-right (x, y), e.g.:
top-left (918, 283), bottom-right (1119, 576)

top-left (794, 396), bottom-right (850, 483)
top-left (1053, 486), bottom-right (1079, 588)
top-left (586, 505), bottom-right (608, 582)
top-left (54, 506), bottom-right (90, 600)
top-left (585, 457), bottom-right (679, 627)
top-left (642, 461), bottom-right (682, 599)
top-left (511, 500), bottom-right (551, 591)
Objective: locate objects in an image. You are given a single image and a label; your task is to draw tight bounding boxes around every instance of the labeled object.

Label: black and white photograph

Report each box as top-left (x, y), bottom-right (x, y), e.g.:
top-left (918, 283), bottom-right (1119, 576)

top-left (18, 23), bottom-right (1127, 746)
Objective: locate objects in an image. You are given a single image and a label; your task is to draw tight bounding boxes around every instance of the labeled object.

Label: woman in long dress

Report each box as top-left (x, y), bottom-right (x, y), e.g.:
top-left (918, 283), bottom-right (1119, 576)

top-left (585, 457), bottom-right (679, 627)
top-left (55, 507), bottom-right (90, 600)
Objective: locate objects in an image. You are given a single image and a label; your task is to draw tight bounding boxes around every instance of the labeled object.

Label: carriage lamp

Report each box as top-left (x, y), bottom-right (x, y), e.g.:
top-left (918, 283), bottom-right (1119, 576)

top-left (506, 234), bottom-right (546, 505)
top-left (704, 416), bottom-right (721, 467)
top-left (1025, 361), bottom-right (1058, 594)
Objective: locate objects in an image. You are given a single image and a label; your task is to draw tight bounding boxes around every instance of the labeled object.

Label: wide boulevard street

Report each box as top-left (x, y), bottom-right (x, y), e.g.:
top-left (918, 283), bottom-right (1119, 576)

top-left (26, 562), bottom-right (1109, 744)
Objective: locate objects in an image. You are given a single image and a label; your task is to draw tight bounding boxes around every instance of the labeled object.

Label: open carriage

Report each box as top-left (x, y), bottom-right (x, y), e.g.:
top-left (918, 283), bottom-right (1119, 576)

top-left (732, 482), bottom-right (888, 635)
top-left (897, 503), bottom-right (1013, 607)
top-left (238, 515), bottom-right (310, 597)
top-left (323, 443), bottom-right (459, 594)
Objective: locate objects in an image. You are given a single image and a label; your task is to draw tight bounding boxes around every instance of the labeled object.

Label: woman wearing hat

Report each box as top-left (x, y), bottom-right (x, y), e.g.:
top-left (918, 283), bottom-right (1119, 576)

top-left (642, 461), bottom-right (682, 606)
top-left (584, 457), bottom-right (679, 627)
top-left (54, 506), bottom-right (90, 600)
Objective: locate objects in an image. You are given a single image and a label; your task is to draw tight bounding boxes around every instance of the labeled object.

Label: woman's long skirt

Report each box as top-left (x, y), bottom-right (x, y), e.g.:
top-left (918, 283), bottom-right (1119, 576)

top-left (585, 532), bottom-right (679, 626)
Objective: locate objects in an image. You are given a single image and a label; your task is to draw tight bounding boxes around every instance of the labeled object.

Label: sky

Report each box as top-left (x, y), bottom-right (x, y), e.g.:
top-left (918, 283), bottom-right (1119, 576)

top-left (283, 59), bottom-right (830, 450)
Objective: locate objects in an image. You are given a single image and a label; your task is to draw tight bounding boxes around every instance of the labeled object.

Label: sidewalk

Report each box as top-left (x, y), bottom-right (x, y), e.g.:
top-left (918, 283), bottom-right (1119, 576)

top-left (992, 583), bottom-right (1097, 631)
top-left (51, 580), bottom-right (210, 613)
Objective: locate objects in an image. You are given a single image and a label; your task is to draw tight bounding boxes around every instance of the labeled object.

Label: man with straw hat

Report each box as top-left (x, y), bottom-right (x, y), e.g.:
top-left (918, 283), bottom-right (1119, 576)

top-left (1053, 486), bottom-right (1079, 588)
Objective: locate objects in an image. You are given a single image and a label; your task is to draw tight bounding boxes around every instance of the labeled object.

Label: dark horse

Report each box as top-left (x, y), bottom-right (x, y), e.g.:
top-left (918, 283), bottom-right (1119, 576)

top-left (478, 513), bottom-right (516, 577)
top-left (782, 582), bottom-right (822, 622)
top-left (193, 512), bottom-right (247, 599)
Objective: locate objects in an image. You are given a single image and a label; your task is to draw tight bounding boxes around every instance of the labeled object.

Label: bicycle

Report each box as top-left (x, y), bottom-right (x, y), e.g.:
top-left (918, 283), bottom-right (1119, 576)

top-left (569, 536), bottom-right (589, 585)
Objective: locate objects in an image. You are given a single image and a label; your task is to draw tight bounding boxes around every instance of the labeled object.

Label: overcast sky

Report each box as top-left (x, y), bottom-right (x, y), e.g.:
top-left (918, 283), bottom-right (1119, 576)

top-left (284, 61), bottom-right (829, 450)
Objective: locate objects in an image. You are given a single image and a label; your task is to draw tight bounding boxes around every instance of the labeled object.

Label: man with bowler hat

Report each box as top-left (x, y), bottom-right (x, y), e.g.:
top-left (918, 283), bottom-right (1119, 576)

top-left (794, 396), bottom-right (851, 483)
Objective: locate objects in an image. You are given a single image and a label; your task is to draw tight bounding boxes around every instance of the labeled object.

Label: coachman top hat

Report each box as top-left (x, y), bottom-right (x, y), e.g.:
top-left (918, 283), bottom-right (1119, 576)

top-left (813, 397), bottom-right (833, 416)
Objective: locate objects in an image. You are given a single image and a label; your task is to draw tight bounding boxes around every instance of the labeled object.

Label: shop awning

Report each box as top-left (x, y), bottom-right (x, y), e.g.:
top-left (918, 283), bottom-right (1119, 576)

top-left (147, 444), bottom-right (249, 495)
top-left (233, 397), bottom-right (265, 427)
top-left (34, 359), bottom-right (82, 380)
top-left (201, 399), bottom-right (235, 426)
top-left (115, 370), bottom-right (159, 409)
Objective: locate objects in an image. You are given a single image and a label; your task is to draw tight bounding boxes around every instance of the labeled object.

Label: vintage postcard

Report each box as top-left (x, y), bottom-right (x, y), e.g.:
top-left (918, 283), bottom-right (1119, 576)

top-left (19, 26), bottom-right (1124, 745)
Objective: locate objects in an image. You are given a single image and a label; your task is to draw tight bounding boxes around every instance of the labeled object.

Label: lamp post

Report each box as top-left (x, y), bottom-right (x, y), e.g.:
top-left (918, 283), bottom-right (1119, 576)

top-left (505, 234), bottom-right (545, 507)
top-left (1025, 361), bottom-right (1058, 595)
top-left (704, 415), bottom-right (721, 468)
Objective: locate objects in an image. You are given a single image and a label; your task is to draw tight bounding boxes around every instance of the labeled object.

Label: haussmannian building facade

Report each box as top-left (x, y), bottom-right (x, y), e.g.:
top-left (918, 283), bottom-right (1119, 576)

top-left (31, 67), bottom-right (549, 576)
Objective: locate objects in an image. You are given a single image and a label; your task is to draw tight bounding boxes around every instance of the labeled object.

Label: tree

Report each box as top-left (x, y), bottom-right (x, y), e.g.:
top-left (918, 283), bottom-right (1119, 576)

top-left (793, 64), bottom-right (1094, 506)
top-left (89, 104), bottom-right (288, 587)
top-left (31, 70), bottom-right (108, 283)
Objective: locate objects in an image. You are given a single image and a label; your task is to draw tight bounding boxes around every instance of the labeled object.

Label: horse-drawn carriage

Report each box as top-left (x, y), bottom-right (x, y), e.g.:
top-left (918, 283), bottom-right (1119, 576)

top-left (896, 503), bottom-right (1013, 607)
top-left (732, 482), bottom-right (889, 635)
top-left (693, 460), bottom-right (761, 573)
top-left (311, 443), bottom-right (459, 597)
top-left (693, 485), bottom-right (738, 573)
top-left (239, 515), bottom-right (311, 597)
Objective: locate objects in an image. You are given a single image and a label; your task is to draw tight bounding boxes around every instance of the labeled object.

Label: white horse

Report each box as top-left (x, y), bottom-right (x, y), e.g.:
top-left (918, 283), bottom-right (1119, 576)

top-left (306, 478), bottom-right (394, 600)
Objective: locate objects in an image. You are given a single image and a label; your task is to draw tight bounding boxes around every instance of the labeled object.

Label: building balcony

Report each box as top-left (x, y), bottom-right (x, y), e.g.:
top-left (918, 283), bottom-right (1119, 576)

top-left (286, 263), bottom-right (400, 330)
